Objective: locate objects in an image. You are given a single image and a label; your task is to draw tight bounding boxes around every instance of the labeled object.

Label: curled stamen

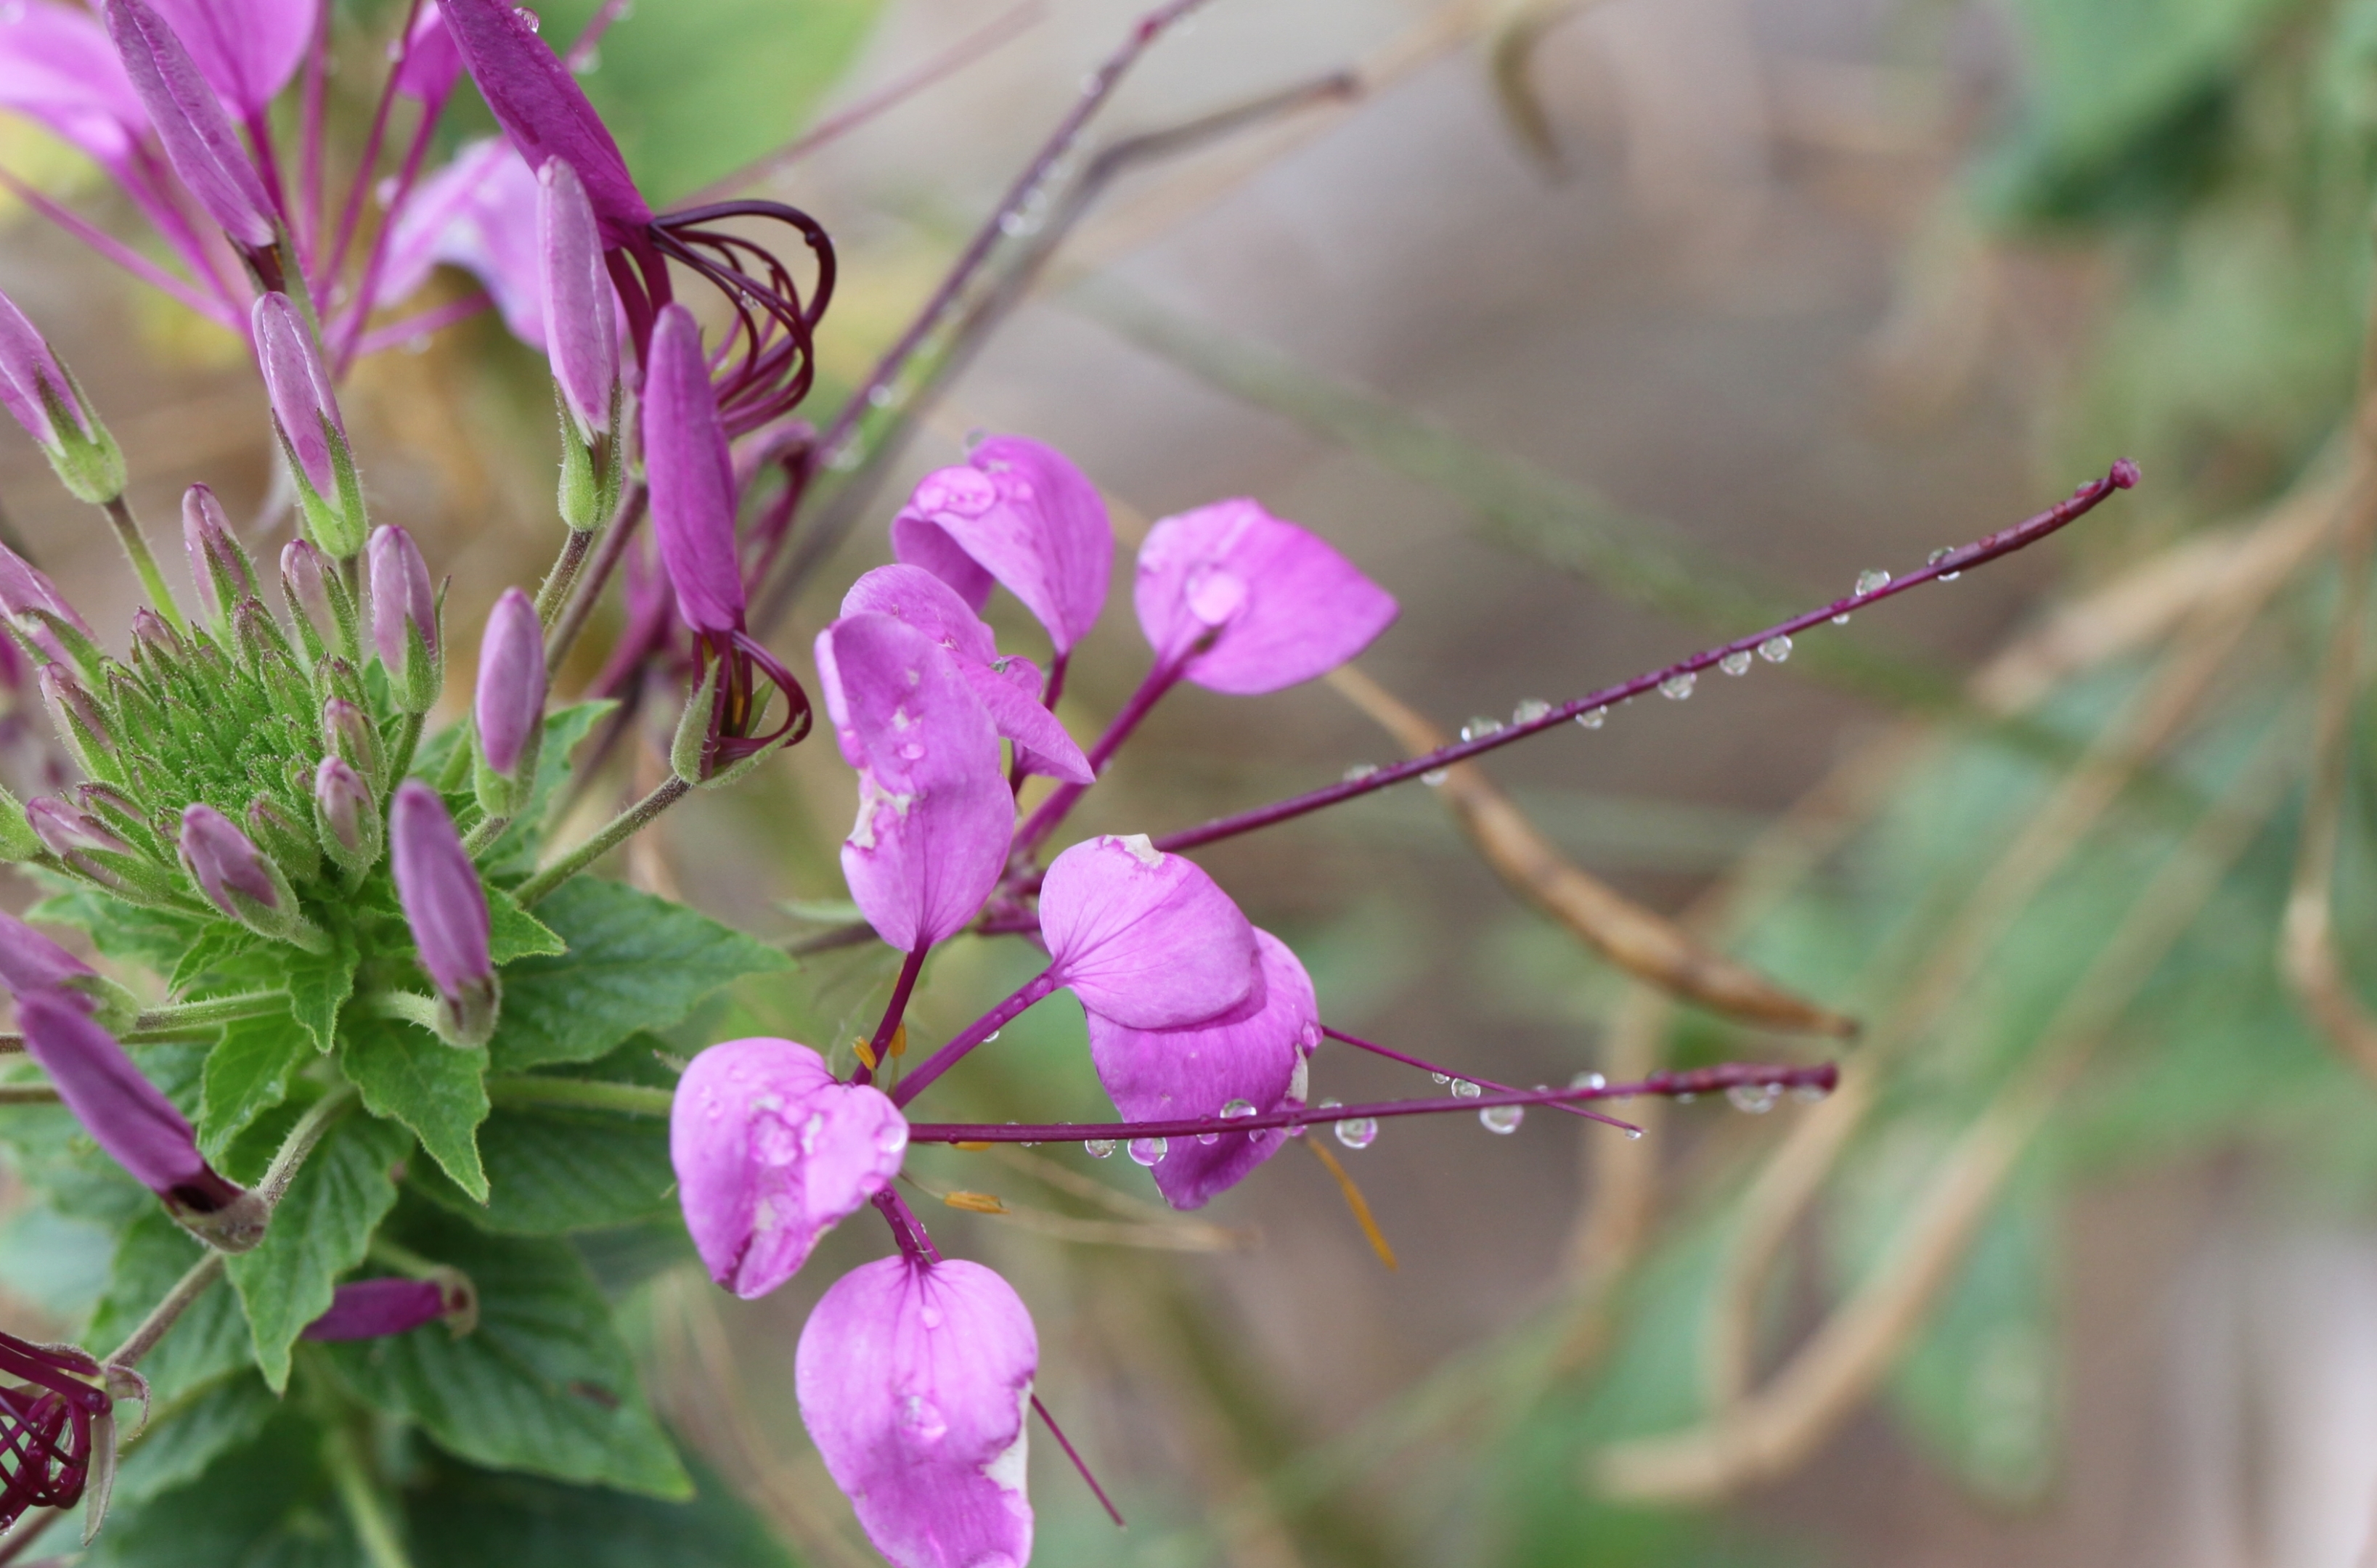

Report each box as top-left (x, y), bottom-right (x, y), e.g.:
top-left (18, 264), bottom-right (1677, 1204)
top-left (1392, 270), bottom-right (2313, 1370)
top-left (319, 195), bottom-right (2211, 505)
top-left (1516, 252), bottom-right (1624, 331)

top-left (645, 200), bottom-right (835, 435)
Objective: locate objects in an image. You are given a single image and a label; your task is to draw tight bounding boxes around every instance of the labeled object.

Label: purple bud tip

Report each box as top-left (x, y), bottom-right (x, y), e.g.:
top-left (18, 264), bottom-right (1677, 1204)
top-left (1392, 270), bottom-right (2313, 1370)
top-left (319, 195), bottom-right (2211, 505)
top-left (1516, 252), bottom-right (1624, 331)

top-left (178, 802), bottom-right (279, 915)
top-left (643, 303), bottom-right (746, 637)
top-left (390, 780), bottom-right (492, 1000)
top-left (27, 797), bottom-right (126, 859)
top-left (0, 287), bottom-right (73, 449)
top-left (474, 588), bottom-right (545, 781)
top-left (182, 483), bottom-right (253, 603)
top-left (367, 524), bottom-right (436, 666)
top-left (17, 990), bottom-right (211, 1200)
top-left (314, 756), bottom-right (372, 854)
top-left (102, 0), bottom-right (277, 250)
top-left (2111, 458), bottom-right (2140, 489)
top-left (536, 158), bottom-right (619, 444)
top-left (253, 294), bottom-right (344, 497)
top-left (0, 909), bottom-right (97, 997)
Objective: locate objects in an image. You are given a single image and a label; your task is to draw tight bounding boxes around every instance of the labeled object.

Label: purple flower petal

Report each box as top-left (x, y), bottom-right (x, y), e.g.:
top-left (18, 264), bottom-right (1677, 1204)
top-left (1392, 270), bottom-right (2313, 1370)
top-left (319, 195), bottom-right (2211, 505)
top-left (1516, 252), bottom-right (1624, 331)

top-left (433, 0), bottom-right (650, 245)
top-left (177, 802), bottom-right (278, 912)
top-left (0, 542), bottom-right (91, 669)
top-left (840, 565), bottom-right (1092, 785)
top-left (644, 303), bottom-right (744, 636)
top-left (17, 991), bottom-right (206, 1196)
top-left (1134, 499), bottom-right (1398, 694)
top-left (892, 436), bottom-right (1112, 656)
top-left (0, 1), bottom-right (147, 174)
top-left (380, 139), bottom-right (546, 349)
top-left (1087, 928), bottom-right (1318, 1209)
top-left (389, 780), bottom-right (491, 999)
top-left (671, 1037), bottom-right (908, 1299)
top-left (252, 291), bottom-right (344, 497)
top-left (300, 1277), bottom-right (446, 1341)
top-left (0, 288), bottom-right (73, 449)
top-left (1040, 835), bottom-right (1256, 1030)
top-left (815, 613), bottom-right (1011, 952)
top-left (473, 587), bottom-right (544, 781)
top-left (0, 910), bottom-right (97, 997)
top-left (145, 0), bottom-right (316, 119)
top-left (103, 0), bottom-right (276, 249)
top-left (391, 0), bottom-right (462, 103)
top-left (795, 1255), bottom-right (1036, 1568)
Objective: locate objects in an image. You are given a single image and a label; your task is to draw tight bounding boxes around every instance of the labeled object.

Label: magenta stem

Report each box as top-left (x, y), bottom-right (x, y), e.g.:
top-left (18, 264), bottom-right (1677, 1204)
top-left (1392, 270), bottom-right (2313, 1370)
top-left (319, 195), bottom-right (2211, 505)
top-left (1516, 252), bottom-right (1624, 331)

top-left (0, 168), bottom-right (236, 325)
top-left (330, 0), bottom-right (425, 287)
top-left (1012, 659), bottom-right (1181, 856)
top-left (1320, 1025), bottom-right (1630, 1130)
top-left (1146, 465), bottom-right (2138, 857)
top-left (351, 293), bottom-right (494, 356)
top-left (565, 0), bottom-right (634, 69)
top-left (889, 970), bottom-right (1059, 1108)
top-left (335, 98), bottom-right (446, 373)
top-left (244, 108), bottom-right (291, 232)
top-left (854, 943), bottom-right (930, 1087)
top-left (1033, 1393), bottom-right (1126, 1529)
top-left (297, 0), bottom-right (331, 272)
top-left (872, 1187), bottom-right (942, 1265)
top-left (907, 1061), bottom-right (1840, 1143)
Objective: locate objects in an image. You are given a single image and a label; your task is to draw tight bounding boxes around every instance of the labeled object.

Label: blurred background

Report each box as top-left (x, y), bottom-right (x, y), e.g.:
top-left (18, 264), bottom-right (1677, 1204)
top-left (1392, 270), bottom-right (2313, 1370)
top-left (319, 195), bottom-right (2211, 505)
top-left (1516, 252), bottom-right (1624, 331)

top-left (9, 0), bottom-right (2377, 1562)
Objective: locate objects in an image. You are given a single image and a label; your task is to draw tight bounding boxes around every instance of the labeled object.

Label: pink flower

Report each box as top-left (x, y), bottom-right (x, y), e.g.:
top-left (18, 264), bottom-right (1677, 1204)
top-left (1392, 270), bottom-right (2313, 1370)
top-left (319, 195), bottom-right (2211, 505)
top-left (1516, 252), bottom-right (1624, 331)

top-left (893, 436), bottom-right (1112, 657)
top-left (840, 565), bottom-right (1090, 785)
top-left (144, 0), bottom-right (317, 120)
top-left (1041, 833), bottom-right (1257, 1029)
top-left (815, 612), bottom-right (1013, 952)
top-left (1134, 499), bottom-right (1398, 693)
top-left (795, 1255), bottom-right (1036, 1568)
top-left (379, 139), bottom-right (546, 350)
top-left (671, 1038), bottom-right (907, 1298)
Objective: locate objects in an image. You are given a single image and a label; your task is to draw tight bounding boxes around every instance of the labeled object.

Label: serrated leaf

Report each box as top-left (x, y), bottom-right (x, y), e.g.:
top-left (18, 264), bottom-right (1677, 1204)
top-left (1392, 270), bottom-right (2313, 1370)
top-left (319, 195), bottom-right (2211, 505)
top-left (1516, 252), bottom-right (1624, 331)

top-left (286, 934), bottom-right (359, 1052)
top-left (410, 1103), bottom-right (674, 1234)
top-left (325, 1204), bottom-right (692, 1498)
top-left (197, 1013), bottom-right (309, 1162)
top-left (225, 1112), bottom-right (409, 1392)
top-left (488, 888), bottom-right (568, 964)
top-left (167, 921), bottom-right (258, 997)
top-left (108, 1373), bottom-right (278, 1509)
top-left (86, 1212), bottom-right (253, 1405)
top-left (487, 879), bottom-right (787, 1073)
top-left (341, 1014), bottom-right (491, 1201)
top-left (84, 1408), bottom-right (354, 1568)
top-left (402, 1450), bottom-right (795, 1568)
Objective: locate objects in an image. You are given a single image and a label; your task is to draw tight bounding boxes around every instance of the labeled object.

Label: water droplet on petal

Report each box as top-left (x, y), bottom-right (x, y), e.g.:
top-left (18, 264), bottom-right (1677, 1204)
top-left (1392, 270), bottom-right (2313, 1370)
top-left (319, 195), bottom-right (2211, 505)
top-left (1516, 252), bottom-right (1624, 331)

top-left (1084, 1138), bottom-right (1117, 1159)
top-left (1512, 698), bottom-right (1553, 724)
top-left (1334, 1116), bottom-right (1377, 1149)
top-left (918, 1305), bottom-right (943, 1329)
top-left (1659, 673), bottom-right (1695, 701)
top-left (1726, 1082), bottom-right (1779, 1114)
top-left (1128, 1137), bottom-right (1168, 1166)
top-left (1196, 1130), bottom-right (1220, 1146)
top-left (1480, 1104), bottom-right (1524, 1134)
top-left (1451, 1079), bottom-right (1483, 1100)
top-left (1575, 706), bottom-right (1607, 730)
top-left (1422, 769), bottom-right (1449, 787)
top-left (1855, 568), bottom-right (1892, 596)
top-left (1758, 634), bottom-right (1793, 663)
top-left (899, 1392), bottom-right (947, 1441)
top-left (513, 6), bottom-right (540, 29)
top-left (1459, 716), bottom-right (1504, 743)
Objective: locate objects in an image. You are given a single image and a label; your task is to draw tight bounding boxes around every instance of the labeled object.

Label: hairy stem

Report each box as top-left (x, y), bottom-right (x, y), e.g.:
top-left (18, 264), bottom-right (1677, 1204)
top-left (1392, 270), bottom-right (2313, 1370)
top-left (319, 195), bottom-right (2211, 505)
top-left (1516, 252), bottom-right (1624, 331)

top-left (133, 990), bottom-right (288, 1032)
top-left (513, 775), bottom-right (689, 907)
top-left (102, 494), bottom-right (187, 635)
top-left (547, 483), bottom-right (648, 682)
top-left (256, 1083), bottom-right (358, 1209)
top-left (534, 524), bottom-right (595, 629)
top-left (325, 1421), bottom-right (416, 1568)
top-left (384, 711), bottom-right (425, 791)
top-left (104, 1251), bottom-right (224, 1367)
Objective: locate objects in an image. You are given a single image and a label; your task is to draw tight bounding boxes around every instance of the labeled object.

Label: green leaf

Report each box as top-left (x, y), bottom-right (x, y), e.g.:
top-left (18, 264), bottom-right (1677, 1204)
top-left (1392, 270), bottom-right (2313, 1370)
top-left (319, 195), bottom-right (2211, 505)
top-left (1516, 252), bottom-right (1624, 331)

top-left (410, 1101), bottom-right (674, 1235)
top-left (167, 920), bottom-right (258, 996)
top-left (341, 1013), bottom-right (491, 1201)
top-left (225, 1111), bottom-right (409, 1392)
top-left (286, 934), bottom-right (359, 1052)
top-left (108, 1372), bottom-right (278, 1509)
top-left (86, 1211), bottom-right (253, 1405)
top-left (488, 878), bottom-right (787, 1073)
top-left (402, 1450), bottom-right (796, 1568)
top-left (488, 887), bottom-right (568, 964)
top-left (23, 885), bottom-right (206, 973)
top-left (480, 701), bottom-right (620, 880)
top-left (325, 1204), bottom-right (692, 1498)
top-left (513, 0), bottom-right (882, 202)
top-left (85, 1408), bottom-right (356, 1568)
top-left (197, 1013), bottom-right (311, 1162)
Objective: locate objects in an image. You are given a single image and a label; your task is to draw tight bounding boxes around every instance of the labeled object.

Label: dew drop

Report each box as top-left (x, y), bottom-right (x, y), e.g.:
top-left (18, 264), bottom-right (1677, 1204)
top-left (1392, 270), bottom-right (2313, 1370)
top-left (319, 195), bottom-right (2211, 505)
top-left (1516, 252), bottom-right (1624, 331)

top-left (1220, 1098), bottom-right (1257, 1119)
top-left (1792, 1082), bottom-right (1827, 1103)
top-left (1334, 1116), bottom-right (1377, 1149)
top-left (1512, 698), bottom-right (1553, 725)
top-left (1570, 1070), bottom-right (1607, 1092)
top-left (1083, 1138), bottom-right (1117, 1159)
top-left (1758, 634), bottom-right (1793, 664)
top-left (825, 444), bottom-right (863, 473)
top-left (1451, 1079), bottom-right (1483, 1100)
top-left (1659, 672), bottom-right (1695, 701)
top-left (1623, 1127), bottom-right (1644, 1141)
top-left (1575, 706), bottom-right (1607, 730)
top-left (1855, 569), bottom-right (1891, 599)
top-left (1831, 610), bottom-right (1851, 626)
top-left (1197, 1130), bottom-right (1220, 1146)
top-left (570, 45), bottom-right (598, 72)
top-left (513, 5), bottom-right (540, 28)
top-left (1726, 1082), bottom-right (1779, 1114)
top-left (1422, 769), bottom-right (1449, 787)
top-left (1676, 1092), bottom-right (1697, 1104)
top-left (868, 384), bottom-right (900, 409)
top-left (1719, 650), bottom-right (1751, 677)
top-left (1430, 1072), bottom-right (1450, 1085)
top-left (1480, 1104), bottom-right (1524, 1135)
top-left (1460, 716), bottom-right (1504, 743)
top-left (1128, 1137), bottom-right (1168, 1167)
top-left (1342, 763), bottom-right (1380, 783)
top-left (918, 1305), bottom-right (943, 1330)
top-left (1927, 547), bottom-right (1961, 581)
top-left (899, 1393), bottom-right (947, 1441)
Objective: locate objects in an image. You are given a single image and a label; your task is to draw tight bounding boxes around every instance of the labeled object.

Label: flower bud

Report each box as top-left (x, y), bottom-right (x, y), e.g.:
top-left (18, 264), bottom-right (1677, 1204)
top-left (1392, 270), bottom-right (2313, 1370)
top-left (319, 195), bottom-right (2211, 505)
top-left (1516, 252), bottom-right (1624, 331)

top-left (102, 0), bottom-right (277, 254)
top-left (180, 483), bottom-right (255, 623)
top-left (301, 1270), bottom-right (478, 1340)
top-left (177, 803), bottom-right (322, 950)
top-left (312, 756), bottom-right (380, 877)
top-left (280, 538), bottom-right (357, 665)
top-left (245, 793), bottom-right (320, 884)
top-left (26, 795), bottom-right (184, 907)
top-left (368, 526), bottom-right (440, 714)
top-left (129, 605), bottom-right (187, 671)
top-left (391, 780), bottom-right (497, 1048)
top-left (0, 910), bottom-right (139, 1031)
top-left (473, 587), bottom-right (543, 814)
top-left (74, 784), bottom-right (164, 862)
top-left (18, 991), bottom-right (264, 1250)
top-left (538, 158), bottom-right (621, 531)
top-left (320, 695), bottom-right (383, 790)
top-left (254, 293), bottom-right (366, 558)
top-left (0, 544), bottom-right (96, 671)
top-left (0, 287), bottom-right (124, 505)
top-left (38, 667), bottom-right (120, 786)
top-left (643, 303), bottom-right (745, 637)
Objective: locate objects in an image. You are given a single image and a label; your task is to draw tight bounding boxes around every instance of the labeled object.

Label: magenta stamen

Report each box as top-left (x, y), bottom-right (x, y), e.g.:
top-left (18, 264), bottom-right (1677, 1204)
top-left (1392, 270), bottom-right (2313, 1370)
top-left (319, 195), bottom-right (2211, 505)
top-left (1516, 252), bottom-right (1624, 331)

top-left (297, 0), bottom-right (333, 270)
top-left (905, 1061), bottom-right (1840, 1143)
top-left (889, 971), bottom-right (1060, 1108)
top-left (0, 168), bottom-right (237, 326)
top-left (1144, 465), bottom-right (2138, 857)
top-left (328, 0), bottom-right (425, 286)
top-left (241, 107), bottom-right (292, 231)
top-left (335, 96), bottom-right (449, 372)
top-left (351, 293), bottom-right (495, 357)
top-left (1032, 1393), bottom-right (1126, 1529)
top-left (1320, 1025), bottom-right (1633, 1131)
top-left (564, 0), bottom-right (634, 69)
top-left (854, 943), bottom-right (931, 1087)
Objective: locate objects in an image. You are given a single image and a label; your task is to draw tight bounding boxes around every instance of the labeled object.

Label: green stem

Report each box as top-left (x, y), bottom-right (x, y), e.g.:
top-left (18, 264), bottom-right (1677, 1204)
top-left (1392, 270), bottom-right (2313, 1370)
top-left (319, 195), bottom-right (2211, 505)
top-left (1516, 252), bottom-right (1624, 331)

top-left (384, 711), bottom-right (424, 788)
top-left (102, 494), bottom-right (187, 635)
top-left (132, 990), bottom-right (288, 1032)
top-left (484, 1074), bottom-right (673, 1116)
top-left (256, 1083), bottom-right (357, 1209)
top-left (365, 1235), bottom-right (442, 1276)
top-left (545, 482), bottom-right (645, 682)
top-left (534, 525), bottom-right (594, 628)
top-left (460, 812), bottom-right (510, 859)
top-left (324, 1422), bottom-right (415, 1568)
top-left (104, 1251), bottom-right (224, 1367)
top-left (511, 775), bottom-right (688, 907)
top-left (360, 991), bottom-right (444, 1034)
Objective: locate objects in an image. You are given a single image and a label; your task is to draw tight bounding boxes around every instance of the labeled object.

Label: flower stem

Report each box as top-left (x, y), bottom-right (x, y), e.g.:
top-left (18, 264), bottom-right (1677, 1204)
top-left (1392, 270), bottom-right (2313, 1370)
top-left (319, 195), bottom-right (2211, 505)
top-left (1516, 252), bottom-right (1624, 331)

top-left (1321, 1026), bottom-right (1629, 1130)
top-left (906, 1061), bottom-right (1840, 1143)
top-left (131, 990), bottom-right (288, 1034)
top-left (484, 1075), bottom-right (673, 1116)
top-left (460, 812), bottom-right (510, 859)
top-left (534, 524), bottom-right (595, 629)
top-left (384, 711), bottom-right (424, 790)
top-left (854, 943), bottom-right (929, 1087)
top-left (1033, 1394), bottom-right (1126, 1528)
top-left (873, 1185), bottom-right (942, 1264)
top-left (1011, 660), bottom-right (1180, 859)
top-left (256, 1083), bottom-right (357, 1209)
top-left (888, 970), bottom-right (1059, 1108)
top-left (1142, 465), bottom-right (2138, 858)
top-left (325, 1421), bottom-right (416, 1568)
top-left (104, 1251), bottom-right (224, 1367)
top-left (546, 483), bottom-right (647, 682)
top-left (512, 775), bottom-right (689, 907)
top-left (102, 494), bottom-right (186, 634)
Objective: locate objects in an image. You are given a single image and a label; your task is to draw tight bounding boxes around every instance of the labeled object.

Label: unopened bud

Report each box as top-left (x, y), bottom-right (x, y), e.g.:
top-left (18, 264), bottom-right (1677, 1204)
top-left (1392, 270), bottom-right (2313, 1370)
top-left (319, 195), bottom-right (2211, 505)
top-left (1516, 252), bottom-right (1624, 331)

top-left (473, 588), bottom-right (544, 814)
top-left (229, 596), bottom-right (295, 672)
top-left (280, 539), bottom-right (356, 664)
top-left (320, 695), bottom-right (384, 789)
top-left (0, 287), bottom-right (124, 505)
top-left (26, 796), bottom-right (183, 910)
top-left (129, 605), bottom-right (187, 669)
top-left (312, 755), bottom-right (380, 876)
top-left (177, 804), bottom-right (323, 950)
top-left (368, 526), bottom-right (439, 714)
top-left (0, 910), bottom-right (140, 1030)
top-left (181, 484), bottom-right (256, 622)
top-left (0, 784), bottom-right (40, 862)
top-left (254, 294), bottom-right (366, 558)
top-left (300, 1269), bottom-right (476, 1340)
top-left (390, 780), bottom-right (496, 1048)
top-left (38, 666), bottom-right (121, 785)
